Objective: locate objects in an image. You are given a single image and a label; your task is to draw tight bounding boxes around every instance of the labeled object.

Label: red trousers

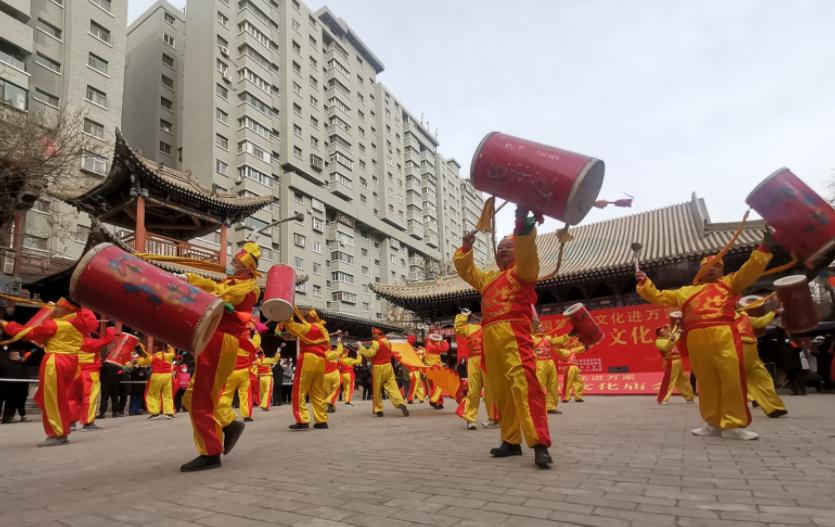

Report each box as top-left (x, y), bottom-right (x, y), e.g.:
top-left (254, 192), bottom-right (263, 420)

top-left (35, 353), bottom-right (79, 438)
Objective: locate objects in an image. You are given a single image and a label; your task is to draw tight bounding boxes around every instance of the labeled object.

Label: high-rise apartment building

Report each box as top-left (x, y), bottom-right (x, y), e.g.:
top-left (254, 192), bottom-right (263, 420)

top-left (123, 0), bottom-right (489, 321)
top-left (0, 0), bottom-right (127, 272)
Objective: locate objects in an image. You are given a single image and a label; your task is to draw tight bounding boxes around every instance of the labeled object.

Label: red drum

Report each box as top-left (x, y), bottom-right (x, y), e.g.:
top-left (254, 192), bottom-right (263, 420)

top-left (563, 303), bottom-right (604, 346)
top-left (470, 132), bottom-right (605, 225)
top-left (774, 275), bottom-right (818, 334)
top-left (104, 333), bottom-right (140, 367)
top-left (261, 265), bottom-right (295, 322)
top-left (746, 168), bottom-right (835, 269)
top-left (70, 243), bottom-right (225, 354)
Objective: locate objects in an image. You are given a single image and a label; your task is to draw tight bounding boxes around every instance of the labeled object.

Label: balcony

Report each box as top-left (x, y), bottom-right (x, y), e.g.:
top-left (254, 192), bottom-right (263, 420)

top-left (425, 234), bottom-right (439, 248)
top-left (328, 175), bottom-right (353, 200)
top-left (121, 232), bottom-right (219, 264)
top-left (326, 123), bottom-right (351, 144)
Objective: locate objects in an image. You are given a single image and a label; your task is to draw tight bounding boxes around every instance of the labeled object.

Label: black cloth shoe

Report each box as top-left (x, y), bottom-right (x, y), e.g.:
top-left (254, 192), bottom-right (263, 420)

top-left (327, 403), bottom-right (336, 413)
top-left (490, 442), bottom-right (522, 458)
top-left (313, 422), bottom-right (329, 429)
top-left (399, 404), bottom-right (410, 417)
top-left (768, 409), bottom-right (788, 418)
top-left (243, 417), bottom-right (254, 422)
top-left (752, 400), bottom-right (760, 408)
top-left (375, 412), bottom-right (384, 417)
top-left (96, 414), bottom-right (106, 419)
top-left (82, 423), bottom-right (103, 431)
top-left (547, 410), bottom-right (559, 415)
top-left (289, 422), bottom-right (310, 431)
top-left (180, 455), bottom-right (221, 472)
top-left (222, 420), bottom-right (245, 455)
top-left (407, 401), bottom-right (413, 404)
top-left (533, 444), bottom-right (553, 468)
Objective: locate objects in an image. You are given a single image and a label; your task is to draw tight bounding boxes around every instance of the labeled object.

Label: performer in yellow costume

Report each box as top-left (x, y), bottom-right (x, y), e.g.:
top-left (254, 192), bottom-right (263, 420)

top-left (283, 309), bottom-right (330, 430)
top-left (455, 310), bottom-right (497, 429)
top-left (218, 330), bottom-right (260, 422)
top-left (736, 309), bottom-right (787, 418)
top-left (358, 328), bottom-right (410, 417)
top-left (336, 345), bottom-right (362, 406)
top-left (636, 236), bottom-right (772, 440)
top-left (558, 337), bottom-right (586, 403)
top-left (255, 349), bottom-right (278, 410)
top-left (454, 208), bottom-right (553, 468)
top-left (2, 299), bottom-right (98, 446)
top-left (135, 342), bottom-right (177, 419)
top-left (180, 242), bottom-right (260, 471)
top-left (654, 324), bottom-right (695, 404)
top-left (323, 333), bottom-right (344, 412)
top-left (532, 320), bottom-right (564, 414)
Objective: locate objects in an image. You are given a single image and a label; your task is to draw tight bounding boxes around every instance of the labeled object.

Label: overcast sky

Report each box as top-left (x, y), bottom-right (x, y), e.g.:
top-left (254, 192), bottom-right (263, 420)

top-left (129, 1), bottom-right (835, 236)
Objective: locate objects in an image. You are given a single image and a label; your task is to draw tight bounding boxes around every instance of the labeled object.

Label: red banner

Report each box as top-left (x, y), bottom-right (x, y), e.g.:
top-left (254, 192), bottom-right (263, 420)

top-left (540, 304), bottom-right (686, 395)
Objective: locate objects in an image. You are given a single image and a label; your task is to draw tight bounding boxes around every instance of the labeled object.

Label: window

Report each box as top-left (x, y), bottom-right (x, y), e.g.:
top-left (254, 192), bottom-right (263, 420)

top-left (293, 146), bottom-right (303, 158)
top-left (294, 256), bottom-right (304, 270)
top-left (293, 192), bottom-right (304, 204)
top-left (310, 95), bottom-right (318, 108)
top-left (312, 241), bottom-right (321, 254)
top-left (238, 91), bottom-right (274, 116)
top-left (292, 82), bottom-right (302, 96)
top-left (216, 59), bottom-right (228, 77)
top-left (216, 108), bottom-right (228, 124)
top-left (37, 18), bottom-right (62, 40)
top-left (215, 160), bottom-right (228, 175)
top-left (238, 116), bottom-right (271, 139)
top-left (237, 141), bottom-right (271, 163)
top-left (91, 0), bottom-right (112, 11)
top-left (309, 76), bottom-right (318, 88)
top-left (163, 33), bottom-right (175, 47)
top-left (310, 116), bottom-right (319, 129)
top-left (238, 21), bottom-right (272, 48)
top-left (292, 40), bottom-right (301, 54)
top-left (238, 68), bottom-right (272, 93)
top-left (161, 74), bottom-right (174, 88)
top-left (362, 266), bottom-right (369, 276)
top-left (331, 251), bottom-right (353, 264)
top-left (332, 292), bottom-right (356, 304)
top-left (312, 217), bottom-right (324, 232)
top-left (215, 134), bottom-right (228, 150)
top-left (159, 141), bottom-right (172, 155)
top-left (33, 87), bottom-right (57, 108)
top-left (238, 165), bottom-right (271, 186)
top-left (162, 53), bottom-right (174, 68)
top-left (313, 285), bottom-right (321, 297)
top-left (293, 124), bottom-right (302, 137)
top-left (164, 11), bottom-right (176, 25)
top-left (83, 119), bottom-right (104, 139)
top-left (88, 53), bottom-right (108, 74)
top-left (217, 35), bottom-right (228, 48)
top-left (35, 53), bottom-right (61, 74)
top-left (292, 61), bottom-right (301, 74)
top-left (81, 151), bottom-right (107, 175)
top-left (292, 19), bottom-right (301, 31)
top-left (331, 272), bottom-right (354, 284)
top-left (90, 21), bottom-right (111, 44)
top-left (160, 96), bottom-right (173, 111)
top-left (312, 262), bottom-right (321, 275)
top-left (216, 84), bottom-right (228, 99)
top-left (85, 85), bottom-right (107, 107)
top-left (23, 235), bottom-right (48, 252)
top-left (217, 12), bottom-right (229, 28)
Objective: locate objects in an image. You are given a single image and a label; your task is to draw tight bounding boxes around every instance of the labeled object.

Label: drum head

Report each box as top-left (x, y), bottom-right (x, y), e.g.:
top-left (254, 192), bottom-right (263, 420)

top-left (746, 167), bottom-right (791, 203)
top-left (738, 295), bottom-right (763, 307)
top-left (774, 275), bottom-right (807, 288)
top-left (262, 299), bottom-right (293, 322)
top-left (190, 298), bottom-right (225, 355)
top-left (565, 159), bottom-right (605, 225)
top-left (563, 303), bottom-right (585, 316)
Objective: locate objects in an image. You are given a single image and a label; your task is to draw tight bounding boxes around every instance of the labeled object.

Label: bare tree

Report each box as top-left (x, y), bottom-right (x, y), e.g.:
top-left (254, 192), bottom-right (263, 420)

top-left (0, 106), bottom-right (96, 229)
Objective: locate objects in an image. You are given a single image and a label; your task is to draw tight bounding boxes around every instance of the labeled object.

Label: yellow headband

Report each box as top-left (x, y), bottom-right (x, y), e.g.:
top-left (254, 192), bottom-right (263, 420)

top-left (235, 242), bottom-right (261, 273)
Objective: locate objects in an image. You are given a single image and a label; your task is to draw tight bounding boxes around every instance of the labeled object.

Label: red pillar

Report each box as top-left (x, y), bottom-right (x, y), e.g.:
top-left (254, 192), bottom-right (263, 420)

top-left (135, 196), bottom-right (146, 253)
top-left (218, 224), bottom-right (228, 267)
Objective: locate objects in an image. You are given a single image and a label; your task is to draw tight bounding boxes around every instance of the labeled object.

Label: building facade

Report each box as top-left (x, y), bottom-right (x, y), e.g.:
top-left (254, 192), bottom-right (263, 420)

top-left (0, 0), bottom-right (127, 275)
top-left (123, 0), bottom-right (488, 321)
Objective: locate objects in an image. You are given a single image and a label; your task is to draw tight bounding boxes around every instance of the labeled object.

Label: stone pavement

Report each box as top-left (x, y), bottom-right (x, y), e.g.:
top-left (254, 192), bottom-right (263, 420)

top-left (1, 394), bottom-right (834, 527)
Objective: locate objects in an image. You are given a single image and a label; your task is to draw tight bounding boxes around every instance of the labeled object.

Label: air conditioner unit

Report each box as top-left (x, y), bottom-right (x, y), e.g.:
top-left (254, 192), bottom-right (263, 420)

top-left (219, 46), bottom-right (229, 57)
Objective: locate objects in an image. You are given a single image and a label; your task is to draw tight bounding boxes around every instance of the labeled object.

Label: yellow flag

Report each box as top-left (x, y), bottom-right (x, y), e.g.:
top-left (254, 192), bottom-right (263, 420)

top-left (475, 196), bottom-right (496, 232)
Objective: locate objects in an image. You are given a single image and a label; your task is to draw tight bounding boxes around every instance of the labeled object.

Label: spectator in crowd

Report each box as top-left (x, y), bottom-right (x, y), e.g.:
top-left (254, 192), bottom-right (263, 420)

top-left (0, 345), bottom-right (33, 423)
top-left (271, 354), bottom-right (284, 406)
top-left (98, 360), bottom-right (125, 418)
top-left (128, 358), bottom-right (149, 415)
top-left (357, 362), bottom-right (372, 401)
top-left (281, 358), bottom-right (294, 405)
top-left (172, 363), bottom-right (191, 412)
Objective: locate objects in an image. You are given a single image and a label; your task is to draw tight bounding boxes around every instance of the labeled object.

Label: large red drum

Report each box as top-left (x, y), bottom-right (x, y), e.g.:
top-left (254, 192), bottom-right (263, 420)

top-left (773, 275), bottom-right (818, 334)
top-left (261, 265), bottom-right (295, 322)
top-left (104, 333), bottom-right (140, 367)
top-left (70, 243), bottom-right (224, 354)
top-left (563, 303), bottom-right (604, 347)
top-left (470, 132), bottom-right (605, 225)
top-left (746, 168), bottom-right (835, 268)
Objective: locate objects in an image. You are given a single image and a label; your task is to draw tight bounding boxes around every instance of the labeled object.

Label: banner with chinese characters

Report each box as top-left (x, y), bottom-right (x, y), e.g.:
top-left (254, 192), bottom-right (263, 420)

top-left (540, 304), bottom-right (683, 395)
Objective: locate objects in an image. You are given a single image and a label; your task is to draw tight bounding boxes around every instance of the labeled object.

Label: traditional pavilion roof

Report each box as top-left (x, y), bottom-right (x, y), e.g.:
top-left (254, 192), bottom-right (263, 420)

top-left (372, 194), bottom-right (768, 308)
top-left (63, 130), bottom-right (274, 239)
top-left (296, 306), bottom-right (405, 337)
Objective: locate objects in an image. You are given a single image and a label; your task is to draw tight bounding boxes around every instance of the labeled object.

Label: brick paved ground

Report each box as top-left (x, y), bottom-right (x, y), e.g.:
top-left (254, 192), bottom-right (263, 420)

top-left (1, 394), bottom-right (834, 527)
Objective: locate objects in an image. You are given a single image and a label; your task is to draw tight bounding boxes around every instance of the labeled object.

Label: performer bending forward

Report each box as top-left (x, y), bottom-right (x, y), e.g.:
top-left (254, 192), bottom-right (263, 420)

top-left (180, 242), bottom-right (261, 471)
top-left (636, 235), bottom-right (772, 440)
top-left (454, 208), bottom-right (553, 468)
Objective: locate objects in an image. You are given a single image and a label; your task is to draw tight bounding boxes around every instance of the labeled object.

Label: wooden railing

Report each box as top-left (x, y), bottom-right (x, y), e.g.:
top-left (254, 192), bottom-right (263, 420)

top-left (121, 232), bottom-right (220, 264)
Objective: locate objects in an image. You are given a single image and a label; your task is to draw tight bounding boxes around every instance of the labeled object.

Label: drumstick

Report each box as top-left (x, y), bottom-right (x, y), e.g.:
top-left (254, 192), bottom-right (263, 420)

top-left (630, 242), bottom-right (643, 273)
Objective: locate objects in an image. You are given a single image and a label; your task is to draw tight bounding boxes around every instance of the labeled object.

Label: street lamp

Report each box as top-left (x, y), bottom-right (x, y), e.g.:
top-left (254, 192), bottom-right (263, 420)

top-left (242, 212), bottom-right (305, 244)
